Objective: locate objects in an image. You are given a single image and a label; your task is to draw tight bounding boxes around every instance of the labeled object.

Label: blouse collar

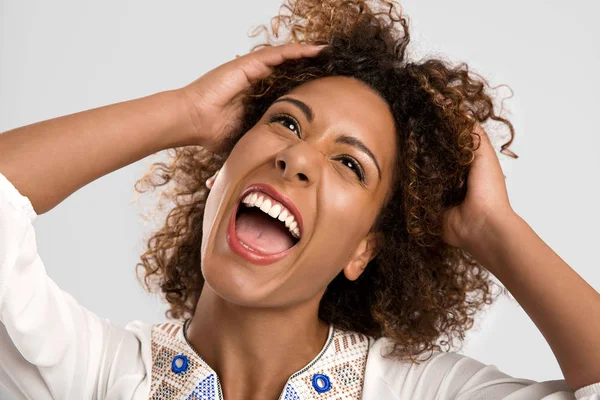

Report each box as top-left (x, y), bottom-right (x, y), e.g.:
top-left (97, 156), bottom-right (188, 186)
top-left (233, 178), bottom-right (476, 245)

top-left (148, 319), bottom-right (370, 399)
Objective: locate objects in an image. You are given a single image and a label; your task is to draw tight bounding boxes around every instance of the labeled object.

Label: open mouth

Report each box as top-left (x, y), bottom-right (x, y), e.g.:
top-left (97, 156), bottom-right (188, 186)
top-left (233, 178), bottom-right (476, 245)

top-left (227, 184), bottom-right (303, 265)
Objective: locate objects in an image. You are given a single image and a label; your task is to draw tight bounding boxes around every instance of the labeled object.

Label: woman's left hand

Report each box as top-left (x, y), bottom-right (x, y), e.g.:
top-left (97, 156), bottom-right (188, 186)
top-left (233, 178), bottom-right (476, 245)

top-left (441, 123), bottom-right (518, 250)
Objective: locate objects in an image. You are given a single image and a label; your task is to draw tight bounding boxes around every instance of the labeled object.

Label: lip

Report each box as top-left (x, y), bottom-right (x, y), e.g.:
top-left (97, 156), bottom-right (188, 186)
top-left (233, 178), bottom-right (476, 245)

top-left (226, 183), bottom-right (304, 266)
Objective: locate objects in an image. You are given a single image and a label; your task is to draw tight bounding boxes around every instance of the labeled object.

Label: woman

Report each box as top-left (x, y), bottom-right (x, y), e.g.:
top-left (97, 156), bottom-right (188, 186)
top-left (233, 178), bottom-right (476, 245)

top-left (0, 0), bottom-right (598, 399)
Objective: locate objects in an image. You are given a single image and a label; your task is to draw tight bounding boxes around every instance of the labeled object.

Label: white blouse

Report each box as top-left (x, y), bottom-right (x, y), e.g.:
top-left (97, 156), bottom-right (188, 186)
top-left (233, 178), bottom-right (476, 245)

top-left (0, 171), bottom-right (599, 400)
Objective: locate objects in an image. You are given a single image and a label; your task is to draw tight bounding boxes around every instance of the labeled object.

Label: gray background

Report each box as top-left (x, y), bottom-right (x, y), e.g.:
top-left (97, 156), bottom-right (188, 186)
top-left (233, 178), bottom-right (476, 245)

top-left (1, 0), bottom-right (599, 398)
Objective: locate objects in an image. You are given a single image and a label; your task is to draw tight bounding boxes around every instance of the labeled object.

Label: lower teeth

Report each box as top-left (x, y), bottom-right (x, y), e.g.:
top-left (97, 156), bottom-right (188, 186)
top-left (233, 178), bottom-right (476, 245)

top-left (239, 239), bottom-right (258, 253)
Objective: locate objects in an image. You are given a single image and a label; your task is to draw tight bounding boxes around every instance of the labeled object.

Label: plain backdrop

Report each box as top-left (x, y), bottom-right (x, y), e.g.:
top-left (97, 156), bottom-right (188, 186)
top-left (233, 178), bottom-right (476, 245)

top-left (1, 0), bottom-right (599, 398)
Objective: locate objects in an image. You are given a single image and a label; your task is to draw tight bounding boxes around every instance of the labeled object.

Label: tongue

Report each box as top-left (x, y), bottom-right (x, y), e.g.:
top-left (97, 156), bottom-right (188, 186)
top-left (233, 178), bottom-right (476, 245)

top-left (235, 208), bottom-right (296, 254)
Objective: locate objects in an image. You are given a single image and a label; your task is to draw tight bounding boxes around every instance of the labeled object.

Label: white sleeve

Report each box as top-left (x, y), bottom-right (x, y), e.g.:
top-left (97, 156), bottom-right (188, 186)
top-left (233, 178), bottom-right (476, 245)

top-left (363, 337), bottom-right (600, 400)
top-left (0, 172), bottom-right (149, 400)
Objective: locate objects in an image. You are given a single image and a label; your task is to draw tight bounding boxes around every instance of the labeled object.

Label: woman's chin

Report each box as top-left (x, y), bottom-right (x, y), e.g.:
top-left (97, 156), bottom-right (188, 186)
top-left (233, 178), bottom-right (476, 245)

top-left (201, 263), bottom-right (282, 308)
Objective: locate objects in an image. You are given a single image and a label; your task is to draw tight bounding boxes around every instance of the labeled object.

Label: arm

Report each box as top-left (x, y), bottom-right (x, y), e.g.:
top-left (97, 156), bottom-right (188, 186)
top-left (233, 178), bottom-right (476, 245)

top-left (441, 123), bottom-right (600, 394)
top-left (464, 211), bottom-right (600, 392)
top-left (0, 172), bottom-right (151, 399)
top-left (0, 43), bottom-right (325, 216)
top-left (0, 43), bottom-right (326, 400)
top-left (0, 90), bottom-right (195, 215)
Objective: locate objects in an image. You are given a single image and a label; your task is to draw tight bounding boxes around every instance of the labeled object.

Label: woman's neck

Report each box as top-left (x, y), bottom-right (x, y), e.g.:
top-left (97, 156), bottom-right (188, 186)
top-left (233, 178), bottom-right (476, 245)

top-left (186, 286), bottom-right (331, 400)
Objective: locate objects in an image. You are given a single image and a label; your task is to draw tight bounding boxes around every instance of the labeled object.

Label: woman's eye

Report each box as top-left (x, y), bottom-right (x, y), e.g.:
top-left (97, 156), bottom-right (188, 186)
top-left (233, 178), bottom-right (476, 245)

top-left (267, 113), bottom-right (364, 182)
top-left (268, 113), bottom-right (301, 136)
top-left (338, 156), bottom-right (365, 181)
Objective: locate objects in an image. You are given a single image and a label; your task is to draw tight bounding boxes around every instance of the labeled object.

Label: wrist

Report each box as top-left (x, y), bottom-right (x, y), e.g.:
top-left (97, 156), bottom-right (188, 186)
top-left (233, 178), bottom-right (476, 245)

top-left (463, 210), bottom-right (525, 269)
top-left (174, 87), bottom-right (214, 149)
top-left (149, 89), bottom-right (201, 149)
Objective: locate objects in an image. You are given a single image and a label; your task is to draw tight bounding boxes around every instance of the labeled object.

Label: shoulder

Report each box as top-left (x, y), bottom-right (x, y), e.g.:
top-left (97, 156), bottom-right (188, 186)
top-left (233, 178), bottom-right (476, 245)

top-left (362, 337), bottom-right (574, 400)
top-left (364, 337), bottom-right (473, 384)
top-left (105, 320), bottom-right (186, 398)
top-left (125, 319), bottom-right (186, 340)
top-left (105, 319), bottom-right (156, 373)
top-left (123, 319), bottom-right (185, 355)
top-left (111, 319), bottom-right (180, 378)
top-left (124, 319), bottom-right (188, 365)
top-left (363, 336), bottom-right (519, 399)
top-left (365, 336), bottom-right (484, 375)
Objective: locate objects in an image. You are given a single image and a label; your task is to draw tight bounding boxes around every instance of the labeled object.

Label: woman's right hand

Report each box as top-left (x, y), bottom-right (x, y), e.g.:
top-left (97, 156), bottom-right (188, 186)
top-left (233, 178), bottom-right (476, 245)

top-left (179, 43), bottom-right (326, 152)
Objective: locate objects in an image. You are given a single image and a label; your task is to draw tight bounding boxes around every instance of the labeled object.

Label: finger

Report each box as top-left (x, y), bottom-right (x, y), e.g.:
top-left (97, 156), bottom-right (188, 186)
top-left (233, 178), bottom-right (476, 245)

top-left (206, 176), bottom-right (215, 189)
top-left (238, 44), bottom-right (326, 82)
top-left (470, 123), bottom-right (505, 183)
top-left (472, 124), bottom-right (497, 163)
top-left (258, 43), bottom-right (327, 67)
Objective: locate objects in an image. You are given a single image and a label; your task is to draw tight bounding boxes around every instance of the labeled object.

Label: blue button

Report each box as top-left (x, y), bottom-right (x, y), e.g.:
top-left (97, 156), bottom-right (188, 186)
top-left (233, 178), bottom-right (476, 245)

top-left (312, 374), bottom-right (331, 393)
top-left (171, 354), bottom-right (189, 374)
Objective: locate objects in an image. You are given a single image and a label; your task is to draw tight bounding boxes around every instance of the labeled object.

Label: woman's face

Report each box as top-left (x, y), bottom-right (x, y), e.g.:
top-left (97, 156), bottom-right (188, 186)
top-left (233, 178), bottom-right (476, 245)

top-left (200, 76), bottom-right (397, 308)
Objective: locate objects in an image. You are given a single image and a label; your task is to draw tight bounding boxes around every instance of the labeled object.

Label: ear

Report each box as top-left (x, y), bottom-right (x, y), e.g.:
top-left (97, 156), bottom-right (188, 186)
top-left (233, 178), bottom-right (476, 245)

top-left (343, 231), bottom-right (382, 281)
top-left (205, 168), bottom-right (221, 189)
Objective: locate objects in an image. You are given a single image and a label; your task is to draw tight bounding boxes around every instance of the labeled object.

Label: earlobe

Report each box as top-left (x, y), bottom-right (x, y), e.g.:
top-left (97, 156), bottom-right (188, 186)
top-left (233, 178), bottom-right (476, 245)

top-left (343, 259), bottom-right (368, 281)
top-left (343, 232), bottom-right (382, 281)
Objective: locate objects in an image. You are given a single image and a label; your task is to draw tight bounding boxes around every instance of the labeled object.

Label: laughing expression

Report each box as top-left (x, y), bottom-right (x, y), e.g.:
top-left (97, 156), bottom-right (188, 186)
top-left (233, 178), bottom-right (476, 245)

top-left (200, 76), bottom-right (398, 308)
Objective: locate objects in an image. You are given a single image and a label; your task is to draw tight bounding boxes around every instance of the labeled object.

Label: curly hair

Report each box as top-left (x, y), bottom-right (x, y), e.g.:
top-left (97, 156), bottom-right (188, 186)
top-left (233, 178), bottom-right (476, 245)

top-left (134, 0), bottom-right (518, 363)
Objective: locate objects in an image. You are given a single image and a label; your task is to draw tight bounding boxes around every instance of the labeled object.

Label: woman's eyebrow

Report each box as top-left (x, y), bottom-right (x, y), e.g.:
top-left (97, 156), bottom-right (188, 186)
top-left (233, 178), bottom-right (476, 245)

top-left (272, 97), bottom-right (314, 122)
top-left (272, 96), bottom-right (382, 181)
top-left (335, 134), bottom-right (382, 181)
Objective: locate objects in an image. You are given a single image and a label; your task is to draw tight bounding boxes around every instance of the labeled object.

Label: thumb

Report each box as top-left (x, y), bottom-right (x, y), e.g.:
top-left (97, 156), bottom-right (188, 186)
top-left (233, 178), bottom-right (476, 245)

top-left (206, 168), bottom-right (220, 189)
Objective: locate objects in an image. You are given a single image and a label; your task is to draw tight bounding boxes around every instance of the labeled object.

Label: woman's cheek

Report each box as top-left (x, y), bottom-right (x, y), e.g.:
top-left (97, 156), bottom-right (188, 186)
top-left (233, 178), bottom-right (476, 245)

top-left (231, 130), bottom-right (287, 169)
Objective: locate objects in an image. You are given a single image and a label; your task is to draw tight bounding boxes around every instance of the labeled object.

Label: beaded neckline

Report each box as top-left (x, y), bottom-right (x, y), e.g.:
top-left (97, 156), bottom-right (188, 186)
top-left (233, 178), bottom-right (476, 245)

top-left (182, 318), bottom-right (224, 399)
top-left (149, 319), bottom-right (369, 399)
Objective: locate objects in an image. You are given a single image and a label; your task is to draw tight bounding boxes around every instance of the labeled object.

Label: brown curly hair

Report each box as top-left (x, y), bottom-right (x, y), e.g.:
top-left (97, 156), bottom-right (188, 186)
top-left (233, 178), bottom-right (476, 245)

top-left (134, 0), bottom-right (517, 363)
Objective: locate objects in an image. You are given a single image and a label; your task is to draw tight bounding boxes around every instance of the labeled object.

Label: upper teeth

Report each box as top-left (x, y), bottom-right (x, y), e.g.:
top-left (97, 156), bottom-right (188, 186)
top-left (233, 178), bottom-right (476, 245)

top-left (241, 191), bottom-right (301, 239)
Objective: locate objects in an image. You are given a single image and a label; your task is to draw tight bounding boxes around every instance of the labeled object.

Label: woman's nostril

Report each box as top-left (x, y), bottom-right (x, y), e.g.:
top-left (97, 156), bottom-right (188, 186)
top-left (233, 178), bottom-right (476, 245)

top-left (276, 159), bottom-right (308, 181)
top-left (298, 173), bottom-right (308, 182)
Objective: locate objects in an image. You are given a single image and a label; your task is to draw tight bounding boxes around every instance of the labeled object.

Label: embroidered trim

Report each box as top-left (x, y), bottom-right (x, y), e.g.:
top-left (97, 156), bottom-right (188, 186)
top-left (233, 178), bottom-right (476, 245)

top-left (149, 322), bottom-right (213, 399)
top-left (149, 320), bottom-right (369, 400)
top-left (182, 319), bottom-right (224, 400)
top-left (281, 329), bottom-right (369, 399)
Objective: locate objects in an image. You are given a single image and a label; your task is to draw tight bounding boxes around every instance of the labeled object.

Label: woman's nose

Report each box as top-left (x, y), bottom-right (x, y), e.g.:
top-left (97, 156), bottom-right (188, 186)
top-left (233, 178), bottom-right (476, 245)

top-left (275, 142), bottom-right (321, 185)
